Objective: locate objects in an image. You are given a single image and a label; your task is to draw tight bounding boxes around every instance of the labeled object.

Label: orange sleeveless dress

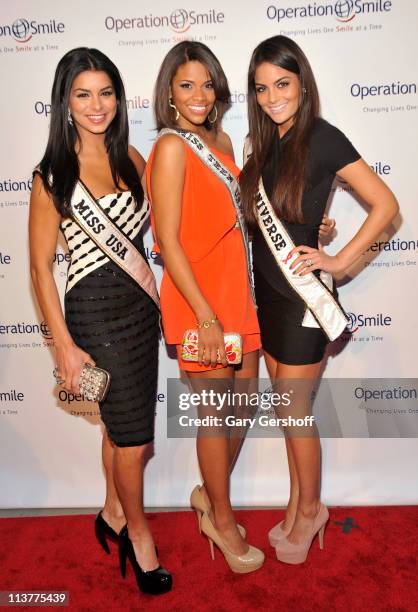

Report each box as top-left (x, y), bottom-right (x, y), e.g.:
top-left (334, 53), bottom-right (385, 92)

top-left (146, 139), bottom-right (260, 371)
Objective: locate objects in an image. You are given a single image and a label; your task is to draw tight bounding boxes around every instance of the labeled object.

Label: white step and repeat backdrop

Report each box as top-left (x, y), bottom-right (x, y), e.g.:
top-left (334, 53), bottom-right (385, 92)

top-left (0, 0), bottom-right (417, 508)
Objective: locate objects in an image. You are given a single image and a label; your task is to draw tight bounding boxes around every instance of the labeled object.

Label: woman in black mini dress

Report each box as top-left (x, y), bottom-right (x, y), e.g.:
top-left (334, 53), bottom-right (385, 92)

top-left (240, 36), bottom-right (399, 564)
top-left (29, 48), bottom-right (171, 594)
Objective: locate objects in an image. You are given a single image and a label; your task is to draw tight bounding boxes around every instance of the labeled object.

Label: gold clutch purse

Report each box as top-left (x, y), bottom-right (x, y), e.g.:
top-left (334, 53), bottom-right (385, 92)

top-left (181, 330), bottom-right (242, 365)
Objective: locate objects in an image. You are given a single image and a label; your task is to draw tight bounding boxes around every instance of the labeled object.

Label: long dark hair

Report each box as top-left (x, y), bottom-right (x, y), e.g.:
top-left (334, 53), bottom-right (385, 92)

top-left (154, 41), bottom-right (231, 132)
top-left (37, 47), bottom-right (143, 217)
top-left (240, 36), bottom-right (319, 225)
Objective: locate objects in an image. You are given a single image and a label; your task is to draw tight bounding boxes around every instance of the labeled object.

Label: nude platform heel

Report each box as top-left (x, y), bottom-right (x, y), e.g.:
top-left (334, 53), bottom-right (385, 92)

top-left (275, 503), bottom-right (329, 565)
top-left (200, 512), bottom-right (264, 574)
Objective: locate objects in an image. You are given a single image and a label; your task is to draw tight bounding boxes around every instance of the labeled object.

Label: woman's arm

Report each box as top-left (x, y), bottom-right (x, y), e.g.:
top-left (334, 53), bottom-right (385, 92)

top-left (290, 159), bottom-right (399, 275)
top-left (29, 175), bottom-right (94, 393)
top-left (150, 135), bottom-right (227, 366)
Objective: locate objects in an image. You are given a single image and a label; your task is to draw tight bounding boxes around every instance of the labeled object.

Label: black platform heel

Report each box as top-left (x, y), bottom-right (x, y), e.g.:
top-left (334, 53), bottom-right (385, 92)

top-left (94, 511), bottom-right (121, 555)
top-left (118, 526), bottom-right (172, 595)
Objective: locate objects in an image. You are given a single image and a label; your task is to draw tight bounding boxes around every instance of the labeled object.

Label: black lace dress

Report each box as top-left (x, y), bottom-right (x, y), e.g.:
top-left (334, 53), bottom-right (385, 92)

top-left (62, 191), bottom-right (159, 446)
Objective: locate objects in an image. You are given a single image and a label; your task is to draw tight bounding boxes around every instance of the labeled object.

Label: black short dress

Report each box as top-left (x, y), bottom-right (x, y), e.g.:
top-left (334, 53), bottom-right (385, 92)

top-left (253, 118), bottom-right (360, 365)
top-left (61, 190), bottom-right (159, 447)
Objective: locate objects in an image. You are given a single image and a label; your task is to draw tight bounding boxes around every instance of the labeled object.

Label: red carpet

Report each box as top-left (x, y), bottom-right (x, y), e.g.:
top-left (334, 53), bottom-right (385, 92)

top-left (1, 507), bottom-right (417, 611)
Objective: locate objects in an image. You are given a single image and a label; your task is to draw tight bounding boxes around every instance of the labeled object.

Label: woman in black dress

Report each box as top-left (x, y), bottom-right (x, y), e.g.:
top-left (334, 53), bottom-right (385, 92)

top-left (29, 48), bottom-right (171, 594)
top-left (240, 36), bottom-right (399, 564)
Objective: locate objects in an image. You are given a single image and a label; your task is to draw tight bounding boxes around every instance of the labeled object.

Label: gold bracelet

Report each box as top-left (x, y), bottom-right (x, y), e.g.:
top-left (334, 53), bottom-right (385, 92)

top-left (197, 314), bottom-right (218, 329)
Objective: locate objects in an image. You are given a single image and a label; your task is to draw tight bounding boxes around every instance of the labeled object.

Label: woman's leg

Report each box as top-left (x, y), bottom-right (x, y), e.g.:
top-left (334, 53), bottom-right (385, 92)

top-left (228, 349), bottom-right (259, 471)
top-left (282, 438), bottom-right (300, 530)
top-left (269, 355), bottom-right (323, 543)
top-left (188, 365), bottom-right (248, 555)
top-left (264, 350), bottom-right (300, 530)
top-left (198, 351), bottom-right (259, 521)
top-left (113, 443), bottom-right (157, 571)
top-left (100, 430), bottom-right (126, 533)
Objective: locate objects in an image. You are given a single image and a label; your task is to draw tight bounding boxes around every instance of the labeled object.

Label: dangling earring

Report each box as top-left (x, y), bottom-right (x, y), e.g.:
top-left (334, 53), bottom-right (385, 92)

top-left (67, 108), bottom-right (73, 126)
top-left (168, 97), bottom-right (180, 121)
top-left (302, 87), bottom-right (307, 95)
top-left (208, 105), bottom-right (218, 124)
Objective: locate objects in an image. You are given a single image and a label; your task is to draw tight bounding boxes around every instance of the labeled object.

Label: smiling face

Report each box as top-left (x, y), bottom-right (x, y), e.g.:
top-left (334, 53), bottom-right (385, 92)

top-left (68, 69), bottom-right (117, 136)
top-left (170, 60), bottom-right (216, 130)
top-left (254, 61), bottom-right (301, 135)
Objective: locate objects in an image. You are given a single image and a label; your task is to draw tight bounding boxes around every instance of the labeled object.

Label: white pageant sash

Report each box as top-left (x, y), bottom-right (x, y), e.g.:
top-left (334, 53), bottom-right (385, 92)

top-left (255, 179), bottom-right (347, 341)
top-left (71, 181), bottom-right (159, 309)
top-left (156, 128), bottom-right (256, 304)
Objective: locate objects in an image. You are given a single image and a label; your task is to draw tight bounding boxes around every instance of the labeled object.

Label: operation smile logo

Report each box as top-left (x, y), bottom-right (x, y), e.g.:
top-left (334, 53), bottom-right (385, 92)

top-left (340, 312), bottom-right (392, 344)
top-left (35, 95), bottom-right (152, 118)
top-left (0, 178), bottom-right (32, 212)
top-left (345, 312), bottom-right (391, 335)
top-left (0, 178), bottom-right (32, 193)
top-left (0, 178), bottom-right (32, 210)
top-left (0, 389), bottom-right (24, 419)
top-left (55, 388), bottom-right (100, 419)
top-left (368, 238), bottom-right (418, 253)
top-left (364, 237), bottom-right (417, 271)
top-left (0, 18), bottom-right (65, 43)
top-left (351, 81), bottom-right (417, 100)
top-left (267, 0), bottom-right (392, 23)
top-left (354, 382), bottom-right (418, 422)
top-left (0, 321), bottom-right (53, 349)
top-left (58, 390), bottom-right (164, 409)
top-left (350, 79), bottom-right (417, 115)
top-left (105, 8), bottom-right (225, 35)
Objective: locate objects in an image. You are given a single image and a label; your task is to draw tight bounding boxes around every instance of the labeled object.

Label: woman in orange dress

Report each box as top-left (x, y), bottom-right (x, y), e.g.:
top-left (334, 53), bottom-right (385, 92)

top-left (148, 140), bottom-right (260, 361)
top-left (146, 41), bottom-right (264, 573)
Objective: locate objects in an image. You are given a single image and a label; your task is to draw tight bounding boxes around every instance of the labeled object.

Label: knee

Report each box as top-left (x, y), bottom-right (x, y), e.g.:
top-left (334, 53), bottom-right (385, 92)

top-left (114, 443), bottom-right (150, 460)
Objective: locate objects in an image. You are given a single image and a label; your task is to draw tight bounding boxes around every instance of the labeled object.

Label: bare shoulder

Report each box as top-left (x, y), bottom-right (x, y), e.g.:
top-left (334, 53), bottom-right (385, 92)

top-left (128, 145), bottom-right (146, 177)
top-left (153, 133), bottom-right (185, 164)
top-left (31, 173), bottom-right (54, 207)
top-left (216, 129), bottom-right (234, 158)
top-left (29, 173), bottom-right (60, 226)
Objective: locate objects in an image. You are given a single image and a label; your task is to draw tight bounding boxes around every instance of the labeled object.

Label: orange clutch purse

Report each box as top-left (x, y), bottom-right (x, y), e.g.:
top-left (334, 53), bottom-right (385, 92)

top-left (181, 330), bottom-right (242, 365)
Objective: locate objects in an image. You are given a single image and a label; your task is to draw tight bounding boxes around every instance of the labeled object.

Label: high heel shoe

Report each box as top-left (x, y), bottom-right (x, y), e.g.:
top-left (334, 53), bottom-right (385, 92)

top-left (200, 512), bottom-right (264, 574)
top-left (118, 526), bottom-right (172, 595)
top-left (268, 519), bottom-right (292, 547)
top-left (275, 503), bottom-right (329, 565)
top-left (190, 485), bottom-right (246, 538)
top-left (94, 511), bottom-right (122, 554)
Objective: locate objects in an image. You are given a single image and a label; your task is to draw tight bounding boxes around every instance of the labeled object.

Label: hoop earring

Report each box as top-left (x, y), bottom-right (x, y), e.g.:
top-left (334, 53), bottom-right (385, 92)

top-left (208, 105), bottom-right (218, 124)
top-left (169, 97), bottom-right (180, 121)
top-left (67, 108), bottom-right (73, 126)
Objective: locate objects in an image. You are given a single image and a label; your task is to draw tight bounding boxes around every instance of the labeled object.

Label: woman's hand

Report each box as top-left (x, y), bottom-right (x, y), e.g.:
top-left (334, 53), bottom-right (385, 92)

top-left (197, 320), bottom-right (228, 367)
top-left (319, 214), bottom-right (336, 237)
top-left (288, 245), bottom-right (346, 276)
top-left (54, 344), bottom-right (95, 395)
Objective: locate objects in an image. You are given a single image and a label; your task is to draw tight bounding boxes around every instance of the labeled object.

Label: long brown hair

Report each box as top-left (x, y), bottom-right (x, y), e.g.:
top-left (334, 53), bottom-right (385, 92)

top-left (240, 36), bottom-right (319, 225)
top-left (38, 47), bottom-right (142, 217)
top-left (153, 41), bottom-right (231, 132)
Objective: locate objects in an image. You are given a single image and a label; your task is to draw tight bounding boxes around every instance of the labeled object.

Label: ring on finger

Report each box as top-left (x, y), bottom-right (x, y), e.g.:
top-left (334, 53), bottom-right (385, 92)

top-left (53, 367), bottom-right (65, 385)
top-left (305, 258), bottom-right (313, 267)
